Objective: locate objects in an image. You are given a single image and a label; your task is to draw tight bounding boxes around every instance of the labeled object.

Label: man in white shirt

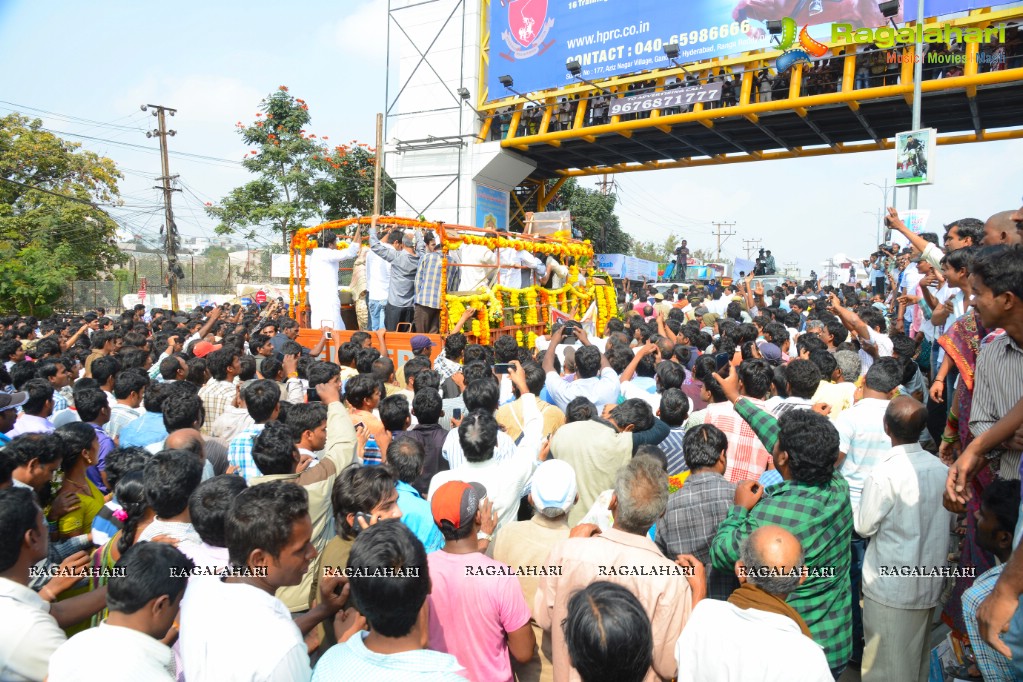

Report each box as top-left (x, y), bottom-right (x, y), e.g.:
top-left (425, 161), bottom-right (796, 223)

top-left (178, 481), bottom-right (351, 681)
top-left (675, 525), bottom-right (832, 681)
top-left (428, 362), bottom-right (542, 531)
top-left (451, 232), bottom-right (496, 293)
top-left (307, 227), bottom-right (362, 331)
top-left (48, 542), bottom-right (193, 682)
top-left (366, 235), bottom-right (392, 331)
top-left (495, 240), bottom-right (547, 288)
top-left (855, 397), bottom-right (952, 682)
top-left (8, 380), bottom-right (55, 438)
top-left (828, 292), bottom-right (893, 374)
top-left (0, 487), bottom-right (107, 682)
top-left (542, 325), bottom-right (620, 412)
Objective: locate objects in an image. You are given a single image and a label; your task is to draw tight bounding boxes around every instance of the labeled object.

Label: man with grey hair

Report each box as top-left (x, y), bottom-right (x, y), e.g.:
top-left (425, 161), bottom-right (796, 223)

top-left (833, 350), bottom-right (862, 384)
top-left (675, 525), bottom-right (831, 681)
top-left (536, 457), bottom-right (704, 682)
top-left (368, 215), bottom-right (425, 331)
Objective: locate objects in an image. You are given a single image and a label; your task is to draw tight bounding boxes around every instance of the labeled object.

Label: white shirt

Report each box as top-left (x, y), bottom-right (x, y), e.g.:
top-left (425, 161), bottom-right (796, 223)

top-left (674, 599), bottom-right (832, 682)
top-left (0, 577), bottom-right (66, 682)
top-left (544, 367), bottom-right (621, 412)
top-left (48, 622), bottom-right (175, 681)
top-left (855, 443), bottom-right (954, 609)
top-left (857, 327), bottom-right (894, 374)
top-left (429, 394), bottom-right (542, 531)
top-left (620, 380), bottom-right (661, 413)
top-left (307, 243), bottom-right (359, 295)
top-left (366, 249), bottom-right (391, 301)
top-left (495, 248), bottom-right (545, 287)
top-left (8, 413), bottom-right (55, 438)
top-left (178, 578), bottom-right (311, 682)
top-left (441, 421), bottom-right (517, 470)
top-left (454, 243), bottom-right (496, 292)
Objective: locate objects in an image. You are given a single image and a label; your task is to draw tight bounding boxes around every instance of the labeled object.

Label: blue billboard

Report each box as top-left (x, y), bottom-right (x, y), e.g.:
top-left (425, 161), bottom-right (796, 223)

top-left (474, 184), bottom-right (510, 231)
top-left (487, 0), bottom-right (1009, 98)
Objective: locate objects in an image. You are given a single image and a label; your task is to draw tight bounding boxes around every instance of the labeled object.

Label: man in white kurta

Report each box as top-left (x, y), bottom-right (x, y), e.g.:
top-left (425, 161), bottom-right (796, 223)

top-left (307, 230), bottom-right (361, 330)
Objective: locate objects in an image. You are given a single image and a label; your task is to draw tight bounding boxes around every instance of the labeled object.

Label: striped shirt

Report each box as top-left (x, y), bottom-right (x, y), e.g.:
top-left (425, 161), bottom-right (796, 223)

top-left (970, 332), bottom-right (1023, 483)
top-left (701, 398), bottom-right (773, 483)
top-left (414, 250), bottom-right (444, 309)
top-left (198, 378), bottom-right (236, 437)
top-left (834, 398), bottom-right (892, 516)
top-left (106, 403), bottom-right (142, 439)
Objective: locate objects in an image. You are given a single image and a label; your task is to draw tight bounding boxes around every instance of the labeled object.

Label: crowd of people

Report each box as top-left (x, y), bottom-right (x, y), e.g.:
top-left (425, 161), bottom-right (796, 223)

top-left (0, 201), bottom-right (1021, 681)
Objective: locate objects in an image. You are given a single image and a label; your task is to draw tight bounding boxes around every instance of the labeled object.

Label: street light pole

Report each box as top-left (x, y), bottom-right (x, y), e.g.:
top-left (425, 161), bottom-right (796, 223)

top-left (909, 0), bottom-right (925, 210)
top-left (864, 180), bottom-right (892, 244)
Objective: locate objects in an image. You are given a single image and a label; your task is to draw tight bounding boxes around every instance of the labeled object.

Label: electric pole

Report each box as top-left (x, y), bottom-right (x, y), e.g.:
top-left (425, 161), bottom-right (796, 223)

top-left (743, 238), bottom-right (762, 261)
top-left (596, 173), bottom-right (616, 196)
top-left (143, 104), bottom-right (181, 311)
top-left (824, 258), bottom-right (838, 287)
top-left (712, 221), bottom-right (736, 261)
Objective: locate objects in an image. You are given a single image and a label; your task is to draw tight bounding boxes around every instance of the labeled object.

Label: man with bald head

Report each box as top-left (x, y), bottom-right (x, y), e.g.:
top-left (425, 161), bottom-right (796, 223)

top-left (163, 428), bottom-right (214, 480)
top-left (855, 396), bottom-right (953, 682)
top-left (982, 211), bottom-right (1022, 246)
top-left (676, 525), bottom-right (831, 680)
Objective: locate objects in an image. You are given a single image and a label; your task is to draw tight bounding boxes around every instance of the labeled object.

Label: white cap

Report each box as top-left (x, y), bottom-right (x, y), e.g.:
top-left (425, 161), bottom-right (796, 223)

top-left (530, 460), bottom-right (577, 516)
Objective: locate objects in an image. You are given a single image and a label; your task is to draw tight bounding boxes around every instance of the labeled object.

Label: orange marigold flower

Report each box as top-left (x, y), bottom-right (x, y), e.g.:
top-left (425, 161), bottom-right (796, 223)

top-left (250, 150), bottom-right (259, 154)
top-left (279, 85), bottom-right (289, 91)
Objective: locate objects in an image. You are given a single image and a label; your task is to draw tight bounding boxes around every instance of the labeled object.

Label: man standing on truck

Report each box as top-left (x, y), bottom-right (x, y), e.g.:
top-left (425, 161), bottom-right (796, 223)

top-left (674, 240), bottom-right (690, 283)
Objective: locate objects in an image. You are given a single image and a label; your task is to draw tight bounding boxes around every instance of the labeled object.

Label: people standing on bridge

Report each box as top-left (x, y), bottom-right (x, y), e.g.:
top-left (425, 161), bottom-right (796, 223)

top-left (307, 226), bottom-right (362, 331)
top-left (369, 216), bottom-right (425, 332)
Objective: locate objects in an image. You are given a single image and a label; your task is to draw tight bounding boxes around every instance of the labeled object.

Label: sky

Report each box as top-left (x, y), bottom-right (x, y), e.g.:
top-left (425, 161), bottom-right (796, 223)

top-left (0, 0), bottom-right (1020, 274)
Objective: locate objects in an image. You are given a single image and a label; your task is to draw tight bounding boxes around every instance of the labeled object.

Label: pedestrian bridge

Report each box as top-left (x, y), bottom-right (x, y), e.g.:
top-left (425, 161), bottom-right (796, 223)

top-left (476, 6), bottom-right (1023, 186)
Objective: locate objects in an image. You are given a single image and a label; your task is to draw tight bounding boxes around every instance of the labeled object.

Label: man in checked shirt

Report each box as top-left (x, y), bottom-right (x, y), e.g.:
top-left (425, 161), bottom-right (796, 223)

top-left (709, 367), bottom-right (853, 678)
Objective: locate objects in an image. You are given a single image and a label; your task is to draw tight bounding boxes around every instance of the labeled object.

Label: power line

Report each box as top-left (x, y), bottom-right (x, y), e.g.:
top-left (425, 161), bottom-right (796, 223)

top-left (712, 221), bottom-right (736, 261)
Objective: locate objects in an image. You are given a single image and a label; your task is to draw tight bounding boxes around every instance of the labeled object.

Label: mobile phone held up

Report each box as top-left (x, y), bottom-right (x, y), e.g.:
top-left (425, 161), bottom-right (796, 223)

top-left (714, 352), bottom-right (731, 372)
top-left (494, 363), bottom-right (512, 375)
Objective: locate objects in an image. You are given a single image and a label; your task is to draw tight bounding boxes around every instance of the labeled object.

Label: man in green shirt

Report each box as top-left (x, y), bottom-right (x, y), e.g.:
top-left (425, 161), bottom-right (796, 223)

top-left (709, 366), bottom-right (853, 676)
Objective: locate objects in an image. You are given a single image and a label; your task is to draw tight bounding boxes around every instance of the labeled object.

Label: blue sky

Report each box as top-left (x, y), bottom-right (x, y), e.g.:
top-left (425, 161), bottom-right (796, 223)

top-left (0, 0), bottom-right (1019, 273)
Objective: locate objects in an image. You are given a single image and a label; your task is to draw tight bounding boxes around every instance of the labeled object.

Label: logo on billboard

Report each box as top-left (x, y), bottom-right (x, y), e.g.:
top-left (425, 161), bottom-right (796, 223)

top-left (773, 16), bottom-right (828, 72)
top-left (500, 0), bottom-right (555, 61)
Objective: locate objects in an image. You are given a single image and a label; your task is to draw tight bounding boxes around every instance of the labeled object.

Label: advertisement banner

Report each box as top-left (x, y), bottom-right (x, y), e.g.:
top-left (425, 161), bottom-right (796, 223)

top-left (596, 253), bottom-right (657, 280)
top-left (475, 184), bottom-right (510, 231)
top-left (895, 128), bottom-right (937, 187)
top-left (488, 0), bottom-right (1001, 97)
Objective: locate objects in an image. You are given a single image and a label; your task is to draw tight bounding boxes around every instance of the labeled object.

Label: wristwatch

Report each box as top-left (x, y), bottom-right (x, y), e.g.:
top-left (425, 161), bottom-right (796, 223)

top-left (477, 531), bottom-right (494, 543)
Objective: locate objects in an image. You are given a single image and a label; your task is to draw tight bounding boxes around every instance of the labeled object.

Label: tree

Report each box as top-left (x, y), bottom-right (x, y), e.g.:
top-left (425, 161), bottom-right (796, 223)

top-left (545, 178), bottom-right (632, 255)
top-left (207, 86), bottom-right (395, 251)
top-left (632, 234), bottom-right (681, 264)
top-left (0, 114), bottom-right (125, 315)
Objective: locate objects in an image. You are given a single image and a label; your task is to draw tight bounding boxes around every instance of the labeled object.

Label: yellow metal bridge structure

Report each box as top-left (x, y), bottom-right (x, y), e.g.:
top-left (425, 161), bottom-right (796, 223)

top-left (474, 5), bottom-right (1023, 210)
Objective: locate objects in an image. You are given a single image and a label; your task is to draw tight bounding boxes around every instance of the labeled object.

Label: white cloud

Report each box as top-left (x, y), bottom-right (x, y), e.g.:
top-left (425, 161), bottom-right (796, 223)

top-left (323, 0), bottom-right (388, 60)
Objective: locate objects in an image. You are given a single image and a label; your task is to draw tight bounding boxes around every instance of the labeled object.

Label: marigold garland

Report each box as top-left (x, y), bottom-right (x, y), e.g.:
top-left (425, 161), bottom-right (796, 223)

top-left (287, 216), bottom-right (606, 347)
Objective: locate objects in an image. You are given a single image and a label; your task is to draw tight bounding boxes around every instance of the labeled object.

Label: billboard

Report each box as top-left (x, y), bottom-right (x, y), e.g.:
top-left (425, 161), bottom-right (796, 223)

top-left (487, 0), bottom-right (1008, 98)
top-left (597, 253), bottom-right (658, 280)
top-left (895, 128), bottom-right (937, 187)
top-left (474, 184), bottom-right (510, 231)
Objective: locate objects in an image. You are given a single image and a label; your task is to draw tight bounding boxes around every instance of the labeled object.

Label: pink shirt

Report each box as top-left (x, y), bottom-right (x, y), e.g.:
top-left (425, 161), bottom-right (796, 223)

top-left (427, 550), bottom-right (532, 682)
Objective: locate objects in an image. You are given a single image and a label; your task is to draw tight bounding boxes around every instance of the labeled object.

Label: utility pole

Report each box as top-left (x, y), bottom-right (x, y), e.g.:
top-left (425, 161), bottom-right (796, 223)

top-left (373, 113), bottom-right (384, 215)
top-left (824, 258), bottom-right (838, 287)
top-left (712, 221), bottom-right (736, 261)
top-left (909, 0), bottom-right (925, 210)
top-left (596, 173), bottom-right (616, 196)
top-left (742, 238), bottom-right (762, 261)
top-left (143, 104), bottom-right (181, 311)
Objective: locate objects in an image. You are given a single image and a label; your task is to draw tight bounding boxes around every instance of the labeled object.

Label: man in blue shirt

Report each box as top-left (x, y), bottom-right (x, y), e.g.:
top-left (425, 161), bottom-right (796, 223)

top-left (119, 382), bottom-right (170, 449)
top-left (386, 438), bottom-right (444, 553)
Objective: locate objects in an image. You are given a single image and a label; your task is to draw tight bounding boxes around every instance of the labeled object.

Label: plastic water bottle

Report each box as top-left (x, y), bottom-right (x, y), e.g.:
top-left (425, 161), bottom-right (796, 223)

top-left (363, 434), bottom-right (381, 466)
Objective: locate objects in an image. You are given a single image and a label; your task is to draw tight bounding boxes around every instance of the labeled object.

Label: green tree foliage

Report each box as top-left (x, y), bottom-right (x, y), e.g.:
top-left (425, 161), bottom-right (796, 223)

top-left (0, 114), bottom-right (124, 315)
top-left (207, 86), bottom-right (395, 251)
top-left (545, 178), bottom-right (632, 254)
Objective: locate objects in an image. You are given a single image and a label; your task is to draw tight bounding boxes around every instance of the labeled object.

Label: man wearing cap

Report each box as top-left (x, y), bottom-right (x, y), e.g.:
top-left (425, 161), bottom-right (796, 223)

top-left (395, 336), bottom-right (435, 389)
top-left (414, 231), bottom-right (443, 334)
top-left (491, 459), bottom-right (577, 682)
top-left (369, 216), bottom-right (425, 332)
top-left (191, 340), bottom-right (222, 359)
top-left (0, 391), bottom-right (29, 446)
top-left (653, 293), bottom-right (673, 319)
top-left (428, 480), bottom-right (536, 682)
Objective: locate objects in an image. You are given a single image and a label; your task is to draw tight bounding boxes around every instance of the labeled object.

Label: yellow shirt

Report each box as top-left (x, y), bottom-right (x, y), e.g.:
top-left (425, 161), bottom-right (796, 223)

top-left (811, 381), bottom-right (857, 420)
top-left (58, 480), bottom-right (105, 536)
